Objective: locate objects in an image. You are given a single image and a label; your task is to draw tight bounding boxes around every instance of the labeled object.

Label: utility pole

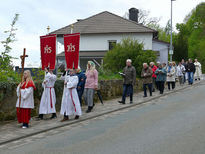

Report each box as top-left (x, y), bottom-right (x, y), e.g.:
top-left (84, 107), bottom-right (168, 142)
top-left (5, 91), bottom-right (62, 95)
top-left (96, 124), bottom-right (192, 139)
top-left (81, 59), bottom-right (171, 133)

top-left (170, 0), bottom-right (176, 62)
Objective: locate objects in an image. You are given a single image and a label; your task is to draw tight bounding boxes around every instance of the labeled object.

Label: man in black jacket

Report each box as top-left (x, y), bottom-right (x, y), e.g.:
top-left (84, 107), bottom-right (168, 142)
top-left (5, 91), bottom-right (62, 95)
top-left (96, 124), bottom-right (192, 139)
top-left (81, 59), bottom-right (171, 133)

top-left (187, 59), bottom-right (196, 85)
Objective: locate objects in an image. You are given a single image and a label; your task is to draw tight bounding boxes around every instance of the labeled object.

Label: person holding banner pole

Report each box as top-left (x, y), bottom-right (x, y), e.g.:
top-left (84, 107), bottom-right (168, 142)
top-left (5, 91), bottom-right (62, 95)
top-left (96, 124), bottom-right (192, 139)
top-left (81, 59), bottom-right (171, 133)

top-left (60, 69), bottom-right (82, 121)
top-left (38, 67), bottom-right (57, 120)
top-left (60, 68), bottom-right (69, 121)
top-left (84, 61), bottom-right (98, 113)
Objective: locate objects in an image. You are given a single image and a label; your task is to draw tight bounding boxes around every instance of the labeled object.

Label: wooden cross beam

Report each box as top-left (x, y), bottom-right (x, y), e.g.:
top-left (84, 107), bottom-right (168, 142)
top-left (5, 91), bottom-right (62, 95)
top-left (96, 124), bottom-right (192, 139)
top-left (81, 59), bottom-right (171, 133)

top-left (20, 48), bottom-right (28, 67)
top-left (20, 48), bottom-right (28, 82)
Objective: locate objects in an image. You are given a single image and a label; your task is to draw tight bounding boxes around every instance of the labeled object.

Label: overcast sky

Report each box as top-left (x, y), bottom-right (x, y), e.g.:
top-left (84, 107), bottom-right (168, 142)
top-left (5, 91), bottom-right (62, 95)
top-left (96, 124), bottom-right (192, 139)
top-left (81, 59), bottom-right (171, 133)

top-left (0, 0), bottom-right (204, 67)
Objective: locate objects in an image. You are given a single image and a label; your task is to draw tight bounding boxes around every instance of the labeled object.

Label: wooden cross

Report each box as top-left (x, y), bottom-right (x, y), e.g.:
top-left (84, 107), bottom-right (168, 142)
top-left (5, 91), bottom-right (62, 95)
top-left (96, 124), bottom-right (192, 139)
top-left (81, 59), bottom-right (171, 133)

top-left (20, 48), bottom-right (28, 82)
top-left (18, 48), bottom-right (28, 111)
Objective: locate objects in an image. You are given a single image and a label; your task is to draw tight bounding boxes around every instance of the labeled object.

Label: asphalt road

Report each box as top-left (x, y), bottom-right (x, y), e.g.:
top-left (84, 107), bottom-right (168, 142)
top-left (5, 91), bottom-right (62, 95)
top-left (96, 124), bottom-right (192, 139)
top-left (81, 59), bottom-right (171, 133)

top-left (2, 83), bottom-right (205, 154)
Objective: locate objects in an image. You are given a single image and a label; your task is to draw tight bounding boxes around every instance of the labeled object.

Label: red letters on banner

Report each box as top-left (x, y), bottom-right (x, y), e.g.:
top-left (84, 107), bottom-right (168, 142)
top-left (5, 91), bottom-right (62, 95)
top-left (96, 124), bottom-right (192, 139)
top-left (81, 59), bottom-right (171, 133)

top-left (40, 34), bottom-right (56, 70)
top-left (64, 33), bottom-right (80, 69)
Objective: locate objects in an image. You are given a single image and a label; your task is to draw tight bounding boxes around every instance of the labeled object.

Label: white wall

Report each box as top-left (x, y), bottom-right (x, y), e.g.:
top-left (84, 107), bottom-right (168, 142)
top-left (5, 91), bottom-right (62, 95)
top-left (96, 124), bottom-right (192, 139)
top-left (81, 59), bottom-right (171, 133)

top-left (152, 41), bottom-right (169, 64)
top-left (57, 33), bottom-right (153, 53)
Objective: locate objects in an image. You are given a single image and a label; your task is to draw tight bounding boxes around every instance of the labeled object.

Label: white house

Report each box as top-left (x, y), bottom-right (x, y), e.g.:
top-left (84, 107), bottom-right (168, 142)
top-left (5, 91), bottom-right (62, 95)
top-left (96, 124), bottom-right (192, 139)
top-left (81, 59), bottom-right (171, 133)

top-left (50, 8), bottom-right (169, 70)
top-left (152, 39), bottom-right (169, 64)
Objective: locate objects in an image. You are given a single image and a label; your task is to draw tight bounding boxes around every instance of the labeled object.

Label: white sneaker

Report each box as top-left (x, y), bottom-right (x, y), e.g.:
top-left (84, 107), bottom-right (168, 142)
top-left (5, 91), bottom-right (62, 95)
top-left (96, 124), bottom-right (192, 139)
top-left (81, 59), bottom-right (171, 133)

top-left (22, 126), bottom-right (28, 129)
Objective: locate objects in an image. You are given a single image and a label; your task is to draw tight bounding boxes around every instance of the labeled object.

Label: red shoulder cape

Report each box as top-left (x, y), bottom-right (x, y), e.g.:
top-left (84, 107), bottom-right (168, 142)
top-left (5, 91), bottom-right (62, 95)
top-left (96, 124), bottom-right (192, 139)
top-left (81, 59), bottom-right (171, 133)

top-left (21, 80), bottom-right (36, 90)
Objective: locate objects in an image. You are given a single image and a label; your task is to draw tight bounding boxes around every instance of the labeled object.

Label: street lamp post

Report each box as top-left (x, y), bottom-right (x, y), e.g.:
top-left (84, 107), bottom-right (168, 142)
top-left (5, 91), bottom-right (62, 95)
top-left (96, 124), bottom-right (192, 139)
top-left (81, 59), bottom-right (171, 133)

top-left (169, 0), bottom-right (175, 62)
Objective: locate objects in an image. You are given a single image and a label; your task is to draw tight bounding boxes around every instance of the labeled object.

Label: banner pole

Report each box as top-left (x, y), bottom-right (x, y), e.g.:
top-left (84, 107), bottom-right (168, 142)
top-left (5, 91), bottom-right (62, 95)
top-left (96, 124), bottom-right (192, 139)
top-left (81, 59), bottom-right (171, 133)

top-left (71, 24), bottom-right (74, 68)
top-left (47, 26), bottom-right (50, 35)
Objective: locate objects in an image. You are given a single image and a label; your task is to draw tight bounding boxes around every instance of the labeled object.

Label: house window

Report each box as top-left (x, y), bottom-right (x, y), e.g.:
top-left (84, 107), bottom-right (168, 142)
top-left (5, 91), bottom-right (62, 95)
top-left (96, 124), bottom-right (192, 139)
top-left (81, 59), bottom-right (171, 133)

top-left (108, 40), bottom-right (117, 50)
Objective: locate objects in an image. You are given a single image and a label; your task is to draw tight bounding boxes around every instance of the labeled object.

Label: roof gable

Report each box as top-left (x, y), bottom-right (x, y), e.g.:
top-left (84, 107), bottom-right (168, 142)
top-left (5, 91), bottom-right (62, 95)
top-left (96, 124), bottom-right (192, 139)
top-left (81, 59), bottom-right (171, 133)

top-left (50, 11), bottom-right (156, 35)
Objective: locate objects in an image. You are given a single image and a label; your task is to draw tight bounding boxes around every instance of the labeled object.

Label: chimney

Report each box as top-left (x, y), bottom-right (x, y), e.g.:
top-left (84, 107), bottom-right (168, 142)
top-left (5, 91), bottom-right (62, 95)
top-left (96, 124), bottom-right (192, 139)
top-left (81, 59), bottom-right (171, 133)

top-left (129, 8), bottom-right (139, 23)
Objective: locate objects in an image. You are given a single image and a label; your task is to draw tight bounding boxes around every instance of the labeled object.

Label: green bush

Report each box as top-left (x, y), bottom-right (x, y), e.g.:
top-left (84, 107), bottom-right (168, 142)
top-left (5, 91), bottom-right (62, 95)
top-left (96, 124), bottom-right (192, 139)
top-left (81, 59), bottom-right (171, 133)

top-left (103, 38), bottom-right (157, 77)
top-left (32, 68), bottom-right (45, 81)
top-left (0, 70), bottom-right (20, 82)
top-left (98, 68), bottom-right (121, 80)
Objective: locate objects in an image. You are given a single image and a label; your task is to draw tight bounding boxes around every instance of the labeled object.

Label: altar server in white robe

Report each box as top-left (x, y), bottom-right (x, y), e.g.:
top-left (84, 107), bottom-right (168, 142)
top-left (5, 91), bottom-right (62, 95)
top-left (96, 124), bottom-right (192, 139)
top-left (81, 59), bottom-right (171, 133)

top-left (38, 67), bottom-right (57, 120)
top-left (60, 69), bottom-right (82, 121)
top-left (194, 59), bottom-right (202, 80)
top-left (16, 70), bottom-right (36, 128)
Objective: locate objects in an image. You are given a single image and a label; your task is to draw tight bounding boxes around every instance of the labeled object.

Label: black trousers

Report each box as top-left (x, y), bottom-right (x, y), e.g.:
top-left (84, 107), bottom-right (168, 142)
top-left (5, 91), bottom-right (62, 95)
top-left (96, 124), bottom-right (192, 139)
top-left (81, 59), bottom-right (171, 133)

top-left (158, 81), bottom-right (165, 94)
top-left (167, 82), bottom-right (175, 90)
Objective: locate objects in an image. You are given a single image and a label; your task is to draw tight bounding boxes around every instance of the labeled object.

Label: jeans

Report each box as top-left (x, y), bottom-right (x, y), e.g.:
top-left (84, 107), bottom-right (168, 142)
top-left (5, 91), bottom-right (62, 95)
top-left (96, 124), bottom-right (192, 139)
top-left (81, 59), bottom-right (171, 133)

top-left (188, 72), bottom-right (194, 84)
top-left (183, 74), bottom-right (186, 83)
top-left (77, 89), bottom-right (84, 106)
top-left (143, 83), bottom-right (152, 97)
top-left (122, 84), bottom-right (133, 102)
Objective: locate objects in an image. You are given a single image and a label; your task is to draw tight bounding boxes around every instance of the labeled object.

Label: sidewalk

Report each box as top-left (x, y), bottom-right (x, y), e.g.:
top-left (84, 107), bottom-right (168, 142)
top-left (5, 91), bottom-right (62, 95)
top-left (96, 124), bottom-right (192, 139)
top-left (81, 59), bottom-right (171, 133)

top-left (0, 79), bottom-right (204, 145)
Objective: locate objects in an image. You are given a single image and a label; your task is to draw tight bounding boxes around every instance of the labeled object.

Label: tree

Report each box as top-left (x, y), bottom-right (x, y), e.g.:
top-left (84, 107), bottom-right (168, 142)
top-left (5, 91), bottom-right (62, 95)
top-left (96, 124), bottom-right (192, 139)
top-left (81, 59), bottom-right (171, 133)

top-left (172, 23), bottom-right (189, 61)
top-left (164, 20), bottom-right (171, 35)
top-left (103, 38), bottom-right (157, 77)
top-left (123, 9), bottom-right (161, 27)
top-left (0, 14), bottom-right (20, 82)
top-left (172, 2), bottom-right (205, 72)
top-left (148, 21), bottom-right (173, 43)
top-left (124, 9), bottom-right (173, 53)
top-left (187, 3), bottom-right (205, 59)
top-left (1, 13), bottom-right (19, 69)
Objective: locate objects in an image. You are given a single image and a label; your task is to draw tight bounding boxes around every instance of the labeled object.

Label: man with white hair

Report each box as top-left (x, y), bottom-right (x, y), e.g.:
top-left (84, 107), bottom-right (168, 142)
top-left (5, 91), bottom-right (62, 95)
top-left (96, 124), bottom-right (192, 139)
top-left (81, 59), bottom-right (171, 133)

top-left (141, 63), bottom-right (153, 97)
top-left (118, 59), bottom-right (136, 104)
top-left (156, 61), bottom-right (160, 68)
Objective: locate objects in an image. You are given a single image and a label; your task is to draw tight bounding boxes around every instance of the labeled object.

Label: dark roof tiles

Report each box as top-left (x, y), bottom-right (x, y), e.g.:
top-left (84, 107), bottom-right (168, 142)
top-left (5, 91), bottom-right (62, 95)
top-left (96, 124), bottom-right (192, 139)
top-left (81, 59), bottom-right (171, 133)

top-left (50, 11), bottom-right (156, 35)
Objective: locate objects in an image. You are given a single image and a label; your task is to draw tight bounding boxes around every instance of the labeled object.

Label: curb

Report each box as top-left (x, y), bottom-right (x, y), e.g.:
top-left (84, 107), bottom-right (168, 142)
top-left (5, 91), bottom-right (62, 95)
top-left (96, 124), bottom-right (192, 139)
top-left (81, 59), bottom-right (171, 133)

top-left (0, 80), bottom-right (204, 146)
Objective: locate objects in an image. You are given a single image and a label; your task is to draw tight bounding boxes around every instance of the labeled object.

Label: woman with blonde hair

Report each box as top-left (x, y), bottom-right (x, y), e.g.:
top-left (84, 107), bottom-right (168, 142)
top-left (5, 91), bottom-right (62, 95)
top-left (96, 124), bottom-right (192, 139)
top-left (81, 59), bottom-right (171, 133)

top-left (84, 61), bottom-right (98, 113)
top-left (16, 70), bottom-right (36, 128)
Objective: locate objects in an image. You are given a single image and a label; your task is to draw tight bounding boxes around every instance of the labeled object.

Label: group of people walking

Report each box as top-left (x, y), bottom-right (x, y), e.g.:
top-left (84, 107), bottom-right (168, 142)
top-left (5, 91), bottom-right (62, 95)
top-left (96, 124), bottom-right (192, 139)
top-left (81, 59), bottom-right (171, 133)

top-left (15, 58), bottom-right (202, 128)
top-left (16, 61), bottom-right (98, 128)
top-left (118, 58), bottom-right (202, 104)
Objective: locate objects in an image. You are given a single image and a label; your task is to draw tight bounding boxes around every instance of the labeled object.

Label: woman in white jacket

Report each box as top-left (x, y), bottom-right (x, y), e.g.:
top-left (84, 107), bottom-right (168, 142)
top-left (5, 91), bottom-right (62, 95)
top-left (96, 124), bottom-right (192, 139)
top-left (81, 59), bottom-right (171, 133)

top-left (194, 59), bottom-right (202, 80)
top-left (167, 62), bottom-right (176, 90)
top-left (16, 70), bottom-right (36, 128)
